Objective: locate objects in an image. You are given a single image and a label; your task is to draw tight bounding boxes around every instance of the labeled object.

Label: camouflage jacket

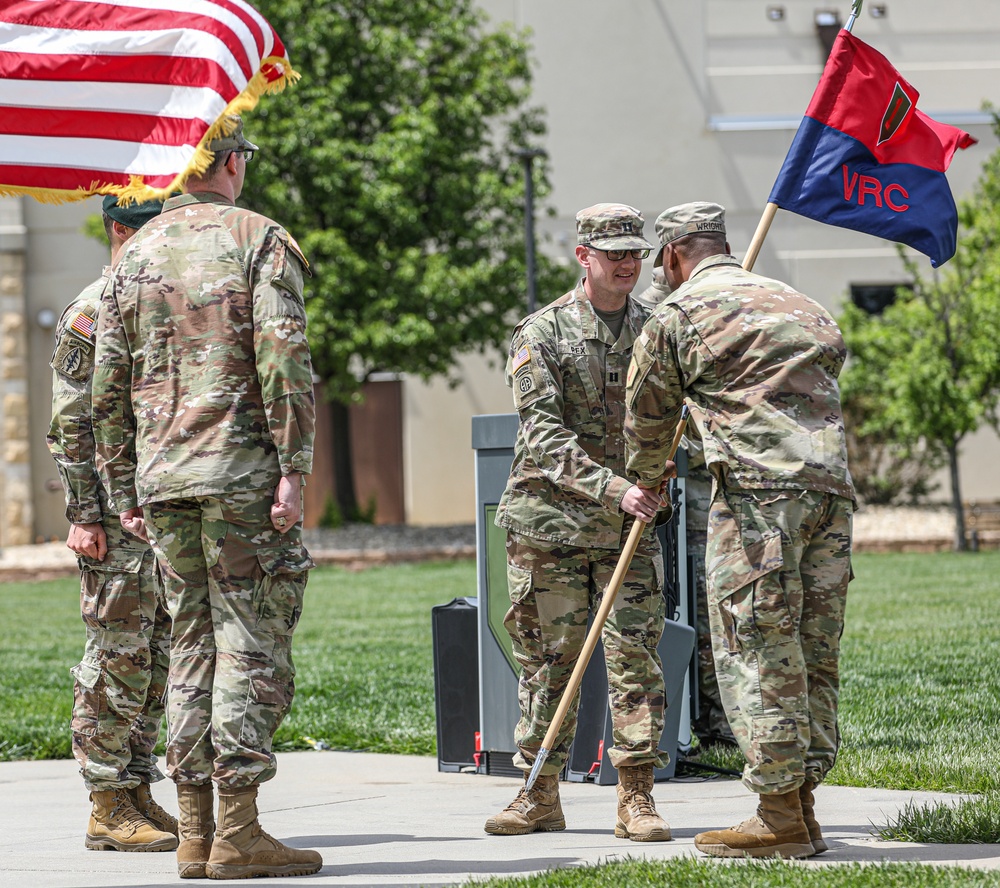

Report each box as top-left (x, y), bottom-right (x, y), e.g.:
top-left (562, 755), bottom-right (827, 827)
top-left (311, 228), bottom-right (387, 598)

top-left (635, 278), bottom-right (672, 312)
top-left (625, 255), bottom-right (855, 501)
top-left (494, 280), bottom-right (653, 549)
top-left (92, 192), bottom-right (316, 510)
top-left (46, 271), bottom-right (111, 524)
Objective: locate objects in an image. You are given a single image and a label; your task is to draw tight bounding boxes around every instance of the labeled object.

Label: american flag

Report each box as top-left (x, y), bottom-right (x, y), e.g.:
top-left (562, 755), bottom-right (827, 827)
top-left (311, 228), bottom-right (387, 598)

top-left (70, 310), bottom-right (96, 340)
top-left (512, 345), bottom-right (531, 372)
top-left (0, 0), bottom-right (296, 204)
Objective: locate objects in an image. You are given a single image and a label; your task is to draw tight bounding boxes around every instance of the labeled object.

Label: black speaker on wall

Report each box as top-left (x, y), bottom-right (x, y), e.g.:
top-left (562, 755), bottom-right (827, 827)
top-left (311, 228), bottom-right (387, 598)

top-left (432, 597), bottom-right (480, 771)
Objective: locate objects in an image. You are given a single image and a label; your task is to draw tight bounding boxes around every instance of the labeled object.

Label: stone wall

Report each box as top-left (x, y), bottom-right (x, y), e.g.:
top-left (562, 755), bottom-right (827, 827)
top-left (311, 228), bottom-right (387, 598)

top-left (0, 199), bottom-right (32, 547)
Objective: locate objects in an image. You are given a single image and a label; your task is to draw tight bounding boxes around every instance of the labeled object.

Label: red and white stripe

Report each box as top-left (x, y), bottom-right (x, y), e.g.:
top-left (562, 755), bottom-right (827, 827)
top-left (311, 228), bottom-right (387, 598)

top-left (0, 0), bottom-right (291, 197)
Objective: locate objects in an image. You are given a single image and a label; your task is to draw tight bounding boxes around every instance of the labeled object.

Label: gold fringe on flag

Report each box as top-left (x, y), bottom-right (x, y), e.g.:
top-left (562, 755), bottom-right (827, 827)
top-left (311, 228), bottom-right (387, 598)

top-left (110, 57), bottom-right (300, 206)
top-left (0, 57), bottom-right (299, 207)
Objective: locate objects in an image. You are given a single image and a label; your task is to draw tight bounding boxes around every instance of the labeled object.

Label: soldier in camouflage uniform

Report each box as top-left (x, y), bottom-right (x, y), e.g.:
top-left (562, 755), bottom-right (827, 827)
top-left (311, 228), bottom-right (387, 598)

top-left (681, 436), bottom-right (736, 747)
top-left (484, 204), bottom-right (672, 843)
top-left (91, 116), bottom-right (322, 881)
top-left (625, 202), bottom-right (855, 859)
top-left (47, 196), bottom-right (177, 853)
top-left (638, 253), bottom-right (735, 748)
top-left (634, 265), bottom-right (670, 311)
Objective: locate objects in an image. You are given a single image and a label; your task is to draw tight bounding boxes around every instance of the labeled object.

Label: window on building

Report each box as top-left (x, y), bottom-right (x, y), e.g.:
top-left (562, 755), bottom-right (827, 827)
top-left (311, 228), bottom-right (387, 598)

top-left (814, 10), bottom-right (842, 58)
top-left (850, 283), bottom-right (907, 315)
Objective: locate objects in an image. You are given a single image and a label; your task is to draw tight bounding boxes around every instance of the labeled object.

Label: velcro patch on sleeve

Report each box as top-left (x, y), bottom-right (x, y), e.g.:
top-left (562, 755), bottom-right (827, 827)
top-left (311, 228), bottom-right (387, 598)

top-left (51, 331), bottom-right (94, 381)
top-left (511, 356), bottom-right (549, 409)
top-left (68, 310), bottom-right (97, 344)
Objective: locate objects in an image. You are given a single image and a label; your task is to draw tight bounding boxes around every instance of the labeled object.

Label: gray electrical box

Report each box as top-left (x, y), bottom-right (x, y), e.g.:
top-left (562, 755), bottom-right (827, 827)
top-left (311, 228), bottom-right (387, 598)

top-left (471, 413), bottom-right (695, 781)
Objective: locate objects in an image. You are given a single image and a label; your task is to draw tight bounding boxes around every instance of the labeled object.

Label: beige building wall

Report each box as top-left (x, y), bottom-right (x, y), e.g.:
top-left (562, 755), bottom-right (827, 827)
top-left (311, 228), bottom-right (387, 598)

top-left (12, 196), bottom-right (108, 542)
top-left (464, 0), bottom-right (1000, 512)
top-left (0, 197), bottom-right (31, 546)
top-left (7, 1), bottom-right (1000, 536)
top-left (403, 350), bottom-right (512, 526)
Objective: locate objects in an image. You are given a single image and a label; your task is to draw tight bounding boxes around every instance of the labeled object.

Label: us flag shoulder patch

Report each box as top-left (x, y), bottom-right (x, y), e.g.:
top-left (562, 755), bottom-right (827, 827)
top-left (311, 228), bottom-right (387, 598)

top-left (69, 311), bottom-right (96, 343)
top-left (512, 344), bottom-right (531, 373)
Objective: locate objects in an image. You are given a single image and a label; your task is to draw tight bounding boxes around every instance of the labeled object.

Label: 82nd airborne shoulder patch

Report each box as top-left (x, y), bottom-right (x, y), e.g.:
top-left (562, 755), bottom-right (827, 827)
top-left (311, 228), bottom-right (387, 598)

top-left (511, 342), bottom-right (551, 409)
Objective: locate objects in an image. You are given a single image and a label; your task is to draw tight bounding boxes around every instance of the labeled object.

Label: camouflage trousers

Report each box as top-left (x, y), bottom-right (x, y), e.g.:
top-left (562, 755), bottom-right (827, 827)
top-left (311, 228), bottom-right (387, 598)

top-left (706, 486), bottom-right (852, 794)
top-left (144, 490), bottom-right (313, 789)
top-left (685, 462), bottom-right (733, 744)
top-left (71, 519), bottom-right (170, 791)
top-left (504, 527), bottom-right (667, 775)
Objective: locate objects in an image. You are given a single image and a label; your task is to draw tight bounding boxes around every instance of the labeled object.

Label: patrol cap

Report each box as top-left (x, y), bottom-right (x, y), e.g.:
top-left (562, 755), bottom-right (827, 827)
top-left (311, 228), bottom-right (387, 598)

top-left (207, 114), bottom-right (259, 153)
top-left (576, 203), bottom-right (654, 251)
top-left (653, 201), bottom-right (727, 267)
top-left (102, 194), bottom-right (165, 230)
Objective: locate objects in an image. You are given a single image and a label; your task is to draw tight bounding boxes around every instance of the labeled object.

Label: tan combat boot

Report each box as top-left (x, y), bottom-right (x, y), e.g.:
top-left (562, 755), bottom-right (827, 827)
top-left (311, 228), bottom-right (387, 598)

top-left (484, 773), bottom-right (566, 835)
top-left (800, 780), bottom-right (828, 853)
top-left (694, 789), bottom-right (815, 859)
top-left (128, 782), bottom-right (179, 836)
top-left (205, 786), bottom-right (322, 880)
top-left (177, 783), bottom-right (215, 879)
top-left (615, 765), bottom-right (671, 841)
top-left (85, 787), bottom-right (178, 852)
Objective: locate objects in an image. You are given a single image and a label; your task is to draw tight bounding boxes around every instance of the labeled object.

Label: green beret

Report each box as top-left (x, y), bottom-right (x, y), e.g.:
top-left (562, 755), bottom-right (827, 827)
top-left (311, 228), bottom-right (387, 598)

top-left (102, 194), bottom-right (164, 230)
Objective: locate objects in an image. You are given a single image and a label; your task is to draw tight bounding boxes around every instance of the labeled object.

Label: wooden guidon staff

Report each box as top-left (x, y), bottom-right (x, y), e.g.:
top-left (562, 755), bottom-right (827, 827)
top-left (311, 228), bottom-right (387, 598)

top-left (523, 405), bottom-right (689, 793)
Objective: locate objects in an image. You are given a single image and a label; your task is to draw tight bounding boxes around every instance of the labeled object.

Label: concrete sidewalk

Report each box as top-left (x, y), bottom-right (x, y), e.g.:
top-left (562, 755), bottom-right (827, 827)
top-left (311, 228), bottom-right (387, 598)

top-left (0, 751), bottom-right (997, 887)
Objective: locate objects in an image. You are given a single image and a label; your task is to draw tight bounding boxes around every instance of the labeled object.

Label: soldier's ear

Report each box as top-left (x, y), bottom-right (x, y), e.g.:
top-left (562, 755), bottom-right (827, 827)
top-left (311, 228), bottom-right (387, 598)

top-left (111, 219), bottom-right (136, 243)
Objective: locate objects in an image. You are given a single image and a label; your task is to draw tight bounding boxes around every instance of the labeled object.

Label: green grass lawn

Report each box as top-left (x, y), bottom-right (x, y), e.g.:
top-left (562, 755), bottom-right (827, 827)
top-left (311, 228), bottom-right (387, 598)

top-left (697, 550), bottom-right (1000, 796)
top-left (275, 559), bottom-right (473, 755)
top-left (463, 859), bottom-right (1000, 888)
top-left (836, 552), bottom-right (1000, 795)
top-left (0, 559), bottom-right (472, 760)
top-left (3, 549), bottom-right (1000, 881)
top-left (2, 550), bottom-right (999, 799)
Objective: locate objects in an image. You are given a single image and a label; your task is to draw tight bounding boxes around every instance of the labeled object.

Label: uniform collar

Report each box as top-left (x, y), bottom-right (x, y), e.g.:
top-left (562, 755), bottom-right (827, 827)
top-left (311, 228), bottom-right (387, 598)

top-left (572, 279), bottom-right (601, 341)
top-left (689, 253), bottom-right (742, 280)
top-left (163, 191), bottom-right (235, 212)
top-left (573, 279), bottom-right (642, 349)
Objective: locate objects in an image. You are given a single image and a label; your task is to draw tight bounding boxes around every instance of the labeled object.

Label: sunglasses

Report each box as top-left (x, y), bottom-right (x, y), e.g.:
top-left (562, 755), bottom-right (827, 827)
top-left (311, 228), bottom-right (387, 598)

top-left (592, 248), bottom-right (650, 261)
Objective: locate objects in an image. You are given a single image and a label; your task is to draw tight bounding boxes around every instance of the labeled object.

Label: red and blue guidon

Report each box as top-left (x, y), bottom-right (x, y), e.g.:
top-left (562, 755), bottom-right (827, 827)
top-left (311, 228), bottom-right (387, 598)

top-left (769, 30), bottom-right (976, 267)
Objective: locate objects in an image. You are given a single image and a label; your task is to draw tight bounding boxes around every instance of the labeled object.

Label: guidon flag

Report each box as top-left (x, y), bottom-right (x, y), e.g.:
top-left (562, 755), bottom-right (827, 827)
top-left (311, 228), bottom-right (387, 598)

top-left (768, 29), bottom-right (976, 267)
top-left (0, 0), bottom-right (297, 204)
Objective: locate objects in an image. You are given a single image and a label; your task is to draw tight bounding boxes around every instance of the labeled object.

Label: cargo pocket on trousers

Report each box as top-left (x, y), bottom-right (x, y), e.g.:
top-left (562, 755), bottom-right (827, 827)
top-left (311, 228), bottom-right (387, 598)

top-left (507, 563), bottom-right (532, 606)
top-left (78, 547), bottom-right (148, 632)
top-left (748, 712), bottom-right (802, 780)
top-left (503, 563), bottom-right (533, 658)
top-left (70, 660), bottom-right (103, 737)
top-left (709, 530), bottom-right (784, 654)
top-left (239, 671), bottom-right (290, 748)
top-left (254, 546), bottom-right (314, 636)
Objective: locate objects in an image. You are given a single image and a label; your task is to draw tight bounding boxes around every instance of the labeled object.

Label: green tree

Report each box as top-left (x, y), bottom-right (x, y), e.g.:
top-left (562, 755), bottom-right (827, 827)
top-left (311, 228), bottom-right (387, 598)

top-left (248, 0), bottom-right (572, 515)
top-left (838, 110), bottom-right (1000, 549)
